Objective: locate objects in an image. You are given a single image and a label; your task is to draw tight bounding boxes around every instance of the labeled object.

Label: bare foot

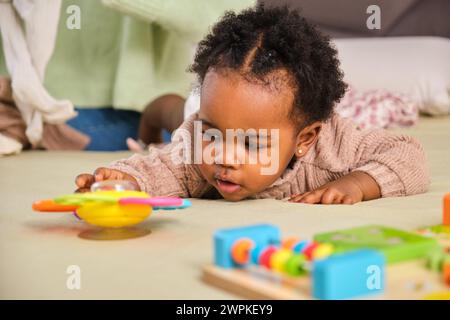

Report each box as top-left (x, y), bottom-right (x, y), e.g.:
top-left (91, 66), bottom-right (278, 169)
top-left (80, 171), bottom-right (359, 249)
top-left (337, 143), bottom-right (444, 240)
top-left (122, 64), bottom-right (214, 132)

top-left (126, 138), bottom-right (146, 152)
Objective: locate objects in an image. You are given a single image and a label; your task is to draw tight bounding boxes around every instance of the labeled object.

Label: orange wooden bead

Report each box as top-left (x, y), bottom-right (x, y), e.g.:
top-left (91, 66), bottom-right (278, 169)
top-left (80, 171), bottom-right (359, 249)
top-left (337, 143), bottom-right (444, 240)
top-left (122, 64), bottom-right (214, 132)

top-left (282, 237), bottom-right (300, 249)
top-left (231, 238), bottom-right (255, 265)
top-left (444, 262), bottom-right (450, 286)
top-left (444, 194), bottom-right (450, 227)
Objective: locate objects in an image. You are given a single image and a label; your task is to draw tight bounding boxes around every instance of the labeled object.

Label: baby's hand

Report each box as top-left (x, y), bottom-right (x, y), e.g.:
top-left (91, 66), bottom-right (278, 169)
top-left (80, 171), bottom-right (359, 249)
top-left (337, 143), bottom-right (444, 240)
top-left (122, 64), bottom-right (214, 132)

top-left (75, 167), bottom-right (139, 193)
top-left (289, 171), bottom-right (380, 205)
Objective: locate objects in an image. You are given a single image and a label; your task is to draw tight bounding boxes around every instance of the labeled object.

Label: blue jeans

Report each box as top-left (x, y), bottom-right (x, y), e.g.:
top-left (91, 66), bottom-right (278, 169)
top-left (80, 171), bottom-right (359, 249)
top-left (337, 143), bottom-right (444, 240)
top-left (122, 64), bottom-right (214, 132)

top-left (67, 107), bottom-right (141, 151)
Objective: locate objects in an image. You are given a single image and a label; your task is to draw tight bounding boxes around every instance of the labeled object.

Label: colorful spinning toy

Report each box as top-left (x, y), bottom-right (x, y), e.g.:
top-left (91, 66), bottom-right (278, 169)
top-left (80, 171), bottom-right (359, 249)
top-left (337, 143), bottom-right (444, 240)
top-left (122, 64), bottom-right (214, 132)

top-left (32, 180), bottom-right (191, 228)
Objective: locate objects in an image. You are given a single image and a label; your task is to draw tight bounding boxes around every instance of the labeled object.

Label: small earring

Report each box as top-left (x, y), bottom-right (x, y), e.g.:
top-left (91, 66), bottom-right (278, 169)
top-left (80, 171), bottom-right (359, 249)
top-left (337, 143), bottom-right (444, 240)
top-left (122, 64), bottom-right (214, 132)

top-left (298, 148), bottom-right (303, 155)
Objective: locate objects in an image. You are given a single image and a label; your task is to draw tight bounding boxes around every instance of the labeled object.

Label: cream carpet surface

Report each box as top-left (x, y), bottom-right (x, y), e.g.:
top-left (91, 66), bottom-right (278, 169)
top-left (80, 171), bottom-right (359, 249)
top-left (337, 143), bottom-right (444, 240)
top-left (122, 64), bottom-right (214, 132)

top-left (1, 116), bottom-right (449, 299)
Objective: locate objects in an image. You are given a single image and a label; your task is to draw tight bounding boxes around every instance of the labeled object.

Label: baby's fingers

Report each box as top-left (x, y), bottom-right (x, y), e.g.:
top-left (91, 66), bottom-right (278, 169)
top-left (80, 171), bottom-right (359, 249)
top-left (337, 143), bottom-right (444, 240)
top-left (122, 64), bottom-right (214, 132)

top-left (75, 174), bottom-right (95, 188)
top-left (93, 167), bottom-right (120, 181)
top-left (290, 190), bottom-right (324, 204)
top-left (321, 189), bottom-right (343, 204)
top-left (300, 190), bottom-right (324, 204)
top-left (289, 193), bottom-right (305, 202)
top-left (341, 195), bottom-right (354, 205)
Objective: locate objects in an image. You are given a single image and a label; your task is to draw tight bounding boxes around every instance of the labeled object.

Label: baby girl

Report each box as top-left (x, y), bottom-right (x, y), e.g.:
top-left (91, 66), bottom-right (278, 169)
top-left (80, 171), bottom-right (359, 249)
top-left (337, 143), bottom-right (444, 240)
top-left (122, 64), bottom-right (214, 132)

top-left (75, 5), bottom-right (429, 204)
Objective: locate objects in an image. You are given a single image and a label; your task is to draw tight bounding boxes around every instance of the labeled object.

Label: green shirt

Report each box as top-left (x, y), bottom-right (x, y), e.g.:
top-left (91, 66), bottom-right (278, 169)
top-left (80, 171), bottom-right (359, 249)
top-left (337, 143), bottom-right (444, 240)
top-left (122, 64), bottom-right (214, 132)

top-left (0, 0), bottom-right (254, 111)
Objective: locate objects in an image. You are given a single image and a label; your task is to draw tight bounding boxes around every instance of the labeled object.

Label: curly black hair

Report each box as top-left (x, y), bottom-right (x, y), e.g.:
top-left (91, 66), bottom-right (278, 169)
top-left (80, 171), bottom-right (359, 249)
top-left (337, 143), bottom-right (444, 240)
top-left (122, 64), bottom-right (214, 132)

top-left (189, 5), bottom-right (347, 125)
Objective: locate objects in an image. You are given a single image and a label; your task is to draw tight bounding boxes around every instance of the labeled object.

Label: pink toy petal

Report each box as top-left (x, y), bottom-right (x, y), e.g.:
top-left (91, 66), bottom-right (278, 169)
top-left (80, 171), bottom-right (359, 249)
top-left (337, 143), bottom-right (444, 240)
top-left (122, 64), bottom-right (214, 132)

top-left (119, 197), bottom-right (183, 207)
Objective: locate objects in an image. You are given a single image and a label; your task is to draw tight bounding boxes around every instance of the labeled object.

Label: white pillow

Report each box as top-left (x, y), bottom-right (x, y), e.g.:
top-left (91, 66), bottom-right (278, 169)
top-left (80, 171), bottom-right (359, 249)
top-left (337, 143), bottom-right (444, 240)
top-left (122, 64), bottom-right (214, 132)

top-left (333, 37), bottom-right (450, 115)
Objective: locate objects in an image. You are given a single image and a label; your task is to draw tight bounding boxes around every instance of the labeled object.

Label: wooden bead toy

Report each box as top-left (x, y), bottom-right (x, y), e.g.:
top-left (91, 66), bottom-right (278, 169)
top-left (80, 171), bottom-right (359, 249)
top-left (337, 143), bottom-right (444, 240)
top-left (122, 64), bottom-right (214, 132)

top-left (259, 246), bottom-right (278, 269)
top-left (214, 224), bottom-right (281, 268)
top-left (292, 240), bottom-right (309, 253)
top-left (282, 237), bottom-right (300, 249)
top-left (444, 194), bottom-right (450, 227)
top-left (444, 262), bottom-right (450, 285)
top-left (205, 223), bottom-right (448, 300)
top-left (231, 238), bottom-right (254, 265)
top-left (302, 242), bottom-right (320, 260)
top-left (284, 254), bottom-right (307, 276)
top-left (312, 243), bottom-right (334, 260)
top-left (270, 248), bottom-right (293, 273)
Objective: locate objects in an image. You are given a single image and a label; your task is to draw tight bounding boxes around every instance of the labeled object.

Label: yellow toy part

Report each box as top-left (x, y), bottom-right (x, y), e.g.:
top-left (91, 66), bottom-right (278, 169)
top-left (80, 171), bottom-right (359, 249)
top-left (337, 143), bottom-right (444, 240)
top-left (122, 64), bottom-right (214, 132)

top-left (423, 292), bottom-right (450, 300)
top-left (75, 191), bottom-right (151, 228)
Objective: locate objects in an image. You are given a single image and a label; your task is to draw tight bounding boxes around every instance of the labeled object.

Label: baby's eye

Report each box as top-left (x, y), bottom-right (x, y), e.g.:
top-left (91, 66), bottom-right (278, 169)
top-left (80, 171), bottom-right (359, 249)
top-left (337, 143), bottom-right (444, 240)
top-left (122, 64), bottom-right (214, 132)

top-left (244, 137), bottom-right (266, 149)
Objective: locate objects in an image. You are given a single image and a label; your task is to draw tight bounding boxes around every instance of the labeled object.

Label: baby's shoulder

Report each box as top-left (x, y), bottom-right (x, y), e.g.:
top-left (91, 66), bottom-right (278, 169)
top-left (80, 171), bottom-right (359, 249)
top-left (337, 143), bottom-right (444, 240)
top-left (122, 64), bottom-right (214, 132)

top-left (321, 112), bottom-right (363, 137)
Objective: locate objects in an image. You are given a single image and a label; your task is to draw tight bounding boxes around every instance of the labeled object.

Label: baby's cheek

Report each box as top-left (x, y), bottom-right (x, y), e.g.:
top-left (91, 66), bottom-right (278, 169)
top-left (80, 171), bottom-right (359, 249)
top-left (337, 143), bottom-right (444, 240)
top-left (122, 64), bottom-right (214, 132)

top-left (197, 163), bottom-right (214, 183)
top-left (243, 165), bottom-right (280, 193)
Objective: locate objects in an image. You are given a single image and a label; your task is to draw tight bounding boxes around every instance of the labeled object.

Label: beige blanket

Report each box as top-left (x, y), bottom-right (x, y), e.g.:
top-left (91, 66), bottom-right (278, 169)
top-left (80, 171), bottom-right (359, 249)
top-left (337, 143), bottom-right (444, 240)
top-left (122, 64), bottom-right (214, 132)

top-left (0, 116), bottom-right (449, 298)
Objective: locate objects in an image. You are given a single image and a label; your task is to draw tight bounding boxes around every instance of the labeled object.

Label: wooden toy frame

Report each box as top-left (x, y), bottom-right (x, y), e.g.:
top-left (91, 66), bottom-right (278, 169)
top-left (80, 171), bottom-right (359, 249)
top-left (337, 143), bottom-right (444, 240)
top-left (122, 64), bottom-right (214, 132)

top-left (202, 258), bottom-right (449, 299)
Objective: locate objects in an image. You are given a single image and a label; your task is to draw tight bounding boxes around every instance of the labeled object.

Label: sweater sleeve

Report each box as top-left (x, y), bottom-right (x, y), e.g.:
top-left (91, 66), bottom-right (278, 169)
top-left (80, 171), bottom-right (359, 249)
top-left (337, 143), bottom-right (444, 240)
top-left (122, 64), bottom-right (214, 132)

top-left (312, 114), bottom-right (430, 197)
top-left (108, 145), bottom-right (189, 197)
top-left (108, 114), bottom-right (208, 197)
top-left (101, 0), bottom-right (255, 41)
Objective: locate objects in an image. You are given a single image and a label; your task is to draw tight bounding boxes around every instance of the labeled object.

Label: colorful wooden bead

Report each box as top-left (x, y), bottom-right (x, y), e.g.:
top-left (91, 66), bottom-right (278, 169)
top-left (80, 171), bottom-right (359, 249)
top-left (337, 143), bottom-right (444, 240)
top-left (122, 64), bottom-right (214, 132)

top-left (426, 248), bottom-right (447, 272)
top-left (231, 238), bottom-right (255, 265)
top-left (312, 243), bottom-right (334, 260)
top-left (282, 237), bottom-right (300, 249)
top-left (285, 253), bottom-right (307, 276)
top-left (250, 245), bottom-right (265, 264)
top-left (214, 224), bottom-right (281, 269)
top-left (292, 240), bottom-right (309, 254)
top-left (270, 248), bottom-right (293, 273)
top-left (444, 262), bottom-right (450, 285)
top-left (444, 194), bottom-right (450, 227)
top-left (302, 242), bottom-right (320, 260)
top-left (259, 246), bottom-right (278, 269)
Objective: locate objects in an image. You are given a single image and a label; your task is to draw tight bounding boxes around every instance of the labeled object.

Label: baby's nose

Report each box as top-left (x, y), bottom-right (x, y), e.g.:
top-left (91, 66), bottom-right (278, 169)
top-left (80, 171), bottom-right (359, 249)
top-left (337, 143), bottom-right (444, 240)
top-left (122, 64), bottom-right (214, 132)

top-left (217, 141), bottom-right (243, 168)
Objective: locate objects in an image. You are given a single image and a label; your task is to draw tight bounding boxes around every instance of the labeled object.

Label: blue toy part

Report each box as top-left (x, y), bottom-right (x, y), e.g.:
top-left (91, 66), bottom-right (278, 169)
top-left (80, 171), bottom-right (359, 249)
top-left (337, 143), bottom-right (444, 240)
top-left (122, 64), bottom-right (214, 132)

top-left (292, 240), bottom-right (309, 253)
top-left (153, 199), bottom-right (192, 211)
top-left (312, 249), bottom-right (385, 300)
top-left (250, 245), bottom-right (265, 265)
top-left (214, 224), bottom-right (281, 269)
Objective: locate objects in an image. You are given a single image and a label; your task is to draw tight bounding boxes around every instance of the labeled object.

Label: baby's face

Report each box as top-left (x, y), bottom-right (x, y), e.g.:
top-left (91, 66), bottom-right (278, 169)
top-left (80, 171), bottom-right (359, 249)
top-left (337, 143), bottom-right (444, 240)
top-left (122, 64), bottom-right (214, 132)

top-left (197, 70), bottom-right (299, 201)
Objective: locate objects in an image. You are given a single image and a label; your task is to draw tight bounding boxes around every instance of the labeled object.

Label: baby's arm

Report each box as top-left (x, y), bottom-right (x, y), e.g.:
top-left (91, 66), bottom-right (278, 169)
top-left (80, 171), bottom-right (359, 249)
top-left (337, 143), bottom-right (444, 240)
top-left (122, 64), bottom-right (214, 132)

top-left (76, 144), bottom-right (192, 197)
top-left (75, 167), bottom-right (139, 192)
top-left (290, 114), bottom-right (429, 204)
top-left (75, 114), bottom-right (208, 197)
top-left (289, 171), bottom-right (380, 204)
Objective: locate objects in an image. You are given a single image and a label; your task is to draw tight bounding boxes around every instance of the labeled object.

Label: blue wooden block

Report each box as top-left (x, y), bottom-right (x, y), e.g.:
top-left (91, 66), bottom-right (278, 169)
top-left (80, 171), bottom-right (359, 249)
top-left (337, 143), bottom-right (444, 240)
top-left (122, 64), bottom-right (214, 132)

top-left (214, 224), bottom-right (281, 268)
top-left (313, 249), bottom-right (385, 300)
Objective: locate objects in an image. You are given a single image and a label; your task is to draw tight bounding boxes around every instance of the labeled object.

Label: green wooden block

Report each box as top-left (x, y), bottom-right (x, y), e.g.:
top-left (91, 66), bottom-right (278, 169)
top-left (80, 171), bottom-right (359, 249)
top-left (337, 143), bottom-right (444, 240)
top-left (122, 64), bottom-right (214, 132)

top-left (426, 247), bottom-right (450, 272)
top-left (428, 224), bottom-right (450, 235)
top-left (314, 225), bottom-right (438, 264)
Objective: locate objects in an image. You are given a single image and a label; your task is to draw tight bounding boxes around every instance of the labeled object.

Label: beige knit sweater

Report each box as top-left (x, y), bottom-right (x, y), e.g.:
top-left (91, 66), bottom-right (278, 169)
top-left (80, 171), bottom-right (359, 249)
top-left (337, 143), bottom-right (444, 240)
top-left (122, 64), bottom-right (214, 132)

top-left (109, 113), bottom-right (429, 200)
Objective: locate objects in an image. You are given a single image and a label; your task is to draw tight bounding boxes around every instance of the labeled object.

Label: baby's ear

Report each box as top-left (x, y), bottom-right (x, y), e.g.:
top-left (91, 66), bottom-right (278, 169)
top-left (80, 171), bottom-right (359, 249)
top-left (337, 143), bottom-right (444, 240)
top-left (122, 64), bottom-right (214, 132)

top-left (294, 121), bottom-right (322, 157)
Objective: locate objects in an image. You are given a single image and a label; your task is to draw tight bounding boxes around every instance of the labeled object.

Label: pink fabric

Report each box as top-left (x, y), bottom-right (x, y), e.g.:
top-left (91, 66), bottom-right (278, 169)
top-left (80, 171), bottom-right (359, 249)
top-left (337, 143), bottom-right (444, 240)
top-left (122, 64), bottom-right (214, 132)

top-left (335, 86), bottom-right (419, 129)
